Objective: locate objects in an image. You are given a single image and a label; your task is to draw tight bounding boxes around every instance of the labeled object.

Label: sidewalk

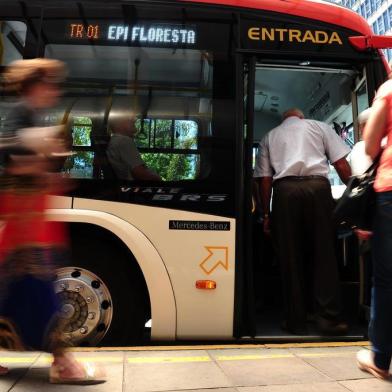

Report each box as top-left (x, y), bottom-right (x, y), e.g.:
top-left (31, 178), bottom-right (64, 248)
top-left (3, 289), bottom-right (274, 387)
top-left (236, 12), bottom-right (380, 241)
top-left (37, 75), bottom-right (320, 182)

top-left (0, 343), bottom-right (390, 391)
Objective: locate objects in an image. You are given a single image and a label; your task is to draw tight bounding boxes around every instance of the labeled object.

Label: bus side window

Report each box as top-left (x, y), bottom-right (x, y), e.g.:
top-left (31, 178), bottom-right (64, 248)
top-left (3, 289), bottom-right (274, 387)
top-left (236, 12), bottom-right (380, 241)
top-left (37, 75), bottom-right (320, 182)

top-left (42, 43), bottom-right (213, 182)
top-left (135, 118), bottom-right (199, 181)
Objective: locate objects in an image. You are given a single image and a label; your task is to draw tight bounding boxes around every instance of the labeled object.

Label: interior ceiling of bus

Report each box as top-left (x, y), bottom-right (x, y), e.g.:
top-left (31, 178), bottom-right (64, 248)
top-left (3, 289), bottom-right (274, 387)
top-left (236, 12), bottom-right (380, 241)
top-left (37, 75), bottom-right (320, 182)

top-left (43, 44), bottom-right (214, 129)
top-left (46, 45), bottom-right (211, 90)
top-left (253, 66), bottom-right (356, 140)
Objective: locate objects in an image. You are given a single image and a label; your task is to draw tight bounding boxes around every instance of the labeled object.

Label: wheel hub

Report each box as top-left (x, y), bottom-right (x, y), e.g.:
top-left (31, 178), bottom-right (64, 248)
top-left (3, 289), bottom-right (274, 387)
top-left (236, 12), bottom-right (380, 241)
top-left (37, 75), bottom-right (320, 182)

top-left (54, 267), bottom-right (113, 346)
top-left (60, 303), bottom-right (77, 320)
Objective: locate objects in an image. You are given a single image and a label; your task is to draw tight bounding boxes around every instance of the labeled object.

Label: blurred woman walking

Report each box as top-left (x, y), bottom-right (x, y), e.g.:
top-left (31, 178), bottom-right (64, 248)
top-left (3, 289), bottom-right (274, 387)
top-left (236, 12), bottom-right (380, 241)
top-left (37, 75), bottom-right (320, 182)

top-left (356, 71), bottom-right (392, 380)
top-left (0, 59), bottom-right (105, 384)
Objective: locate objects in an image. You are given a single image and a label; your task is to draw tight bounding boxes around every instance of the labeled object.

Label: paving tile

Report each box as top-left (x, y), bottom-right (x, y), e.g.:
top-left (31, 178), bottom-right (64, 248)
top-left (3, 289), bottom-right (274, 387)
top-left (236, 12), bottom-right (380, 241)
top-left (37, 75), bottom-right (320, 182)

top-left (340, 378), bottom-right (392, 391)
top-left (0, 368), bottom-right (28, 392)
top-left (299, 352), bottom-right (372, 381)
top-left (123, 357), bottom-right (233, 391)
top-left (126, 350), bottom-right (211, 359)
top-left (290, 346), bottom-right (362, 356)
top-left (215, 356), bottom-right (331, 387)
top-left (208, 348), bottom-right (293, 361)
top-left (164, 389), bottom-right (237, 392)
top-left (0, 351), bottom-right (39, 392)
top-left (239, 382), bottom-right (349, 391)
top-left (10, 352), bottom-right (124, 392)
top-left (1, 347), bottom-right (386, 391)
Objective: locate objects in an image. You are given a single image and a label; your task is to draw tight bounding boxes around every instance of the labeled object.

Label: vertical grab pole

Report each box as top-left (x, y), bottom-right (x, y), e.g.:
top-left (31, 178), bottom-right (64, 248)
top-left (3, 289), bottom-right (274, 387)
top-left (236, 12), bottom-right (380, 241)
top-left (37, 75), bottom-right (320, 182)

top-left (244, 57), bottom-right (257, 336)
top-left (234, 55), bottom-right (257, 338)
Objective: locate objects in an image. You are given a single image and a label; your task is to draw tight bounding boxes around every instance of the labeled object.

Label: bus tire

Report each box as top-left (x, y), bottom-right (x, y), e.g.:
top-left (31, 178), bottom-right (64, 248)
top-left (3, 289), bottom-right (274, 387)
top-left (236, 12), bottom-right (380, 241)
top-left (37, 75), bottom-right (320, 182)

top-left (57, 227), bottom-right (149, 347)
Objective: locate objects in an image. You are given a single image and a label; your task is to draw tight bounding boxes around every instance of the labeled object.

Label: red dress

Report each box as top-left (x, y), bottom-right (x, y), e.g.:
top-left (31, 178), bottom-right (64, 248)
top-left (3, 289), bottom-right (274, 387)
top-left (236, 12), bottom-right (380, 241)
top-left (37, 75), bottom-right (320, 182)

top-left (0, 179), bottom-right (66, 261)
top-left (0, 175), bottom-right (67, 350)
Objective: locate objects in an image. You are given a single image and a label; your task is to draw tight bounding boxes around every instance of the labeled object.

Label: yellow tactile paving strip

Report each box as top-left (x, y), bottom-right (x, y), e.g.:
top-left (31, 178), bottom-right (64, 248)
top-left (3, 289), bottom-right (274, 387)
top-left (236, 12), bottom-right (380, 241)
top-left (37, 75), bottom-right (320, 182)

top-left (67, 340), bottom-right (369, 351)
top-left (0, 347), bottom-right (369, 365)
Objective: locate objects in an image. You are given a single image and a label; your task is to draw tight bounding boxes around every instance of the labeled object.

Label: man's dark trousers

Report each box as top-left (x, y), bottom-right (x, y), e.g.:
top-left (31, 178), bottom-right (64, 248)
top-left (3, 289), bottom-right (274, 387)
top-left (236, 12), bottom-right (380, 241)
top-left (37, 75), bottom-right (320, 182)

top-left (272, 176), bottom-right (341, 332)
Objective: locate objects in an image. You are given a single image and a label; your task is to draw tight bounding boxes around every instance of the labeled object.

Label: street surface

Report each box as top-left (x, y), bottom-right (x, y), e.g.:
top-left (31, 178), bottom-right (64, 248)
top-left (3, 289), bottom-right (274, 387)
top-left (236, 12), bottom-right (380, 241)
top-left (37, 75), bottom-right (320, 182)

top-left (0, 343), bottom-right (390, 391)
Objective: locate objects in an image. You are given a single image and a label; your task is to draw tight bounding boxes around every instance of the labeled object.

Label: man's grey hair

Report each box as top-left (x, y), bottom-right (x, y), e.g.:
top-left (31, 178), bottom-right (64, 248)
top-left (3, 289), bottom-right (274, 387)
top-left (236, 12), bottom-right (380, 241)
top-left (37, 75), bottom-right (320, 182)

top-left (357, 108), bottom-right (372, 126)
top-left (109, 115), bottom-right (137, 133)
top-left (282, 108), bottom-right (305, 121)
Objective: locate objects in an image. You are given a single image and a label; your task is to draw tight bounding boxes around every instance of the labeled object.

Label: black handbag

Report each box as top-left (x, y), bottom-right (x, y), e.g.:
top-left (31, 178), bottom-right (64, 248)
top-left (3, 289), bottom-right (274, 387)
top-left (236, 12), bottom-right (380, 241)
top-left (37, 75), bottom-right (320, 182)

top-left (334, 156), bottom-right (380, 230)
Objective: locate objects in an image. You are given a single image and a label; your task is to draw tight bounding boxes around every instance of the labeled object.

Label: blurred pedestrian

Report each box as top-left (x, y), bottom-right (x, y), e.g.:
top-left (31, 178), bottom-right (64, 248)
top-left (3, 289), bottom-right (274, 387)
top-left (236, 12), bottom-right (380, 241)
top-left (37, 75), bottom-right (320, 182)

top-left (356, 75), bottom-right (392, 380)
top-left (0, 59), bottom-right (105, 384)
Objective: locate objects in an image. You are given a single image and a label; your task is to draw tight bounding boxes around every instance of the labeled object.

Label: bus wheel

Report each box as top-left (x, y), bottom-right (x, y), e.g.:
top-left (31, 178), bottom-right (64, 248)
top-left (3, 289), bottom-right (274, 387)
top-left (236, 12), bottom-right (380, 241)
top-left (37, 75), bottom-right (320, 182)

top-left (54, 267), bottom-right (113, 346)
top-left (54, 250), bottom-right (148, 347)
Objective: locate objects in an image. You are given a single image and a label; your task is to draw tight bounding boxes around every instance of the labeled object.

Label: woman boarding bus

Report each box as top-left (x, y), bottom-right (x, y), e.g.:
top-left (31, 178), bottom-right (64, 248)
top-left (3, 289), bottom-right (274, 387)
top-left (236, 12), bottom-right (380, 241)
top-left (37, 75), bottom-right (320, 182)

top-left (0, 0), bottom-right (391, 346)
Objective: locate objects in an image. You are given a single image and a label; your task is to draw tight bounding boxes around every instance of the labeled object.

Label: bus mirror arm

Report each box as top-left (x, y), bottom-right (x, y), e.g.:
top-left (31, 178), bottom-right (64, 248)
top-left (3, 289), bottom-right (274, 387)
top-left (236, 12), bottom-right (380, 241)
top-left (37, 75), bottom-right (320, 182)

top-left (349, 35), bottom-right (392, 51)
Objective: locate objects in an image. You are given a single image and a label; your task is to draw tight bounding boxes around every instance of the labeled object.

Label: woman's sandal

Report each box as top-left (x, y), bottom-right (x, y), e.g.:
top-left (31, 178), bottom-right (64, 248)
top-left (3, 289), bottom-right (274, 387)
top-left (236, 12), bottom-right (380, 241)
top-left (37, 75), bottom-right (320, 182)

top-left (49, 362), bottom-right (106, 385)
top-left (356, 350), bottom-right (390, 381)
top-left (0, 366), bottom-right (9, 376)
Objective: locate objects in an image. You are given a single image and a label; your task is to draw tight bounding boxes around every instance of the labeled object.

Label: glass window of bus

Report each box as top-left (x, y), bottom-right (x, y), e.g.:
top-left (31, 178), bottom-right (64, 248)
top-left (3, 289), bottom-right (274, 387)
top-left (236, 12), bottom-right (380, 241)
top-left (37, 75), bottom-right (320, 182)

top-left (72, 116), bottom-right (92, 147)
top-left (39, 3), bottom-right (236, 219)
top-left (134, 118), bottom-right (199, 180)
top-left (135, 119), bottom-right (198, 150)
top-left (44, 43), bottom-right (212, 181)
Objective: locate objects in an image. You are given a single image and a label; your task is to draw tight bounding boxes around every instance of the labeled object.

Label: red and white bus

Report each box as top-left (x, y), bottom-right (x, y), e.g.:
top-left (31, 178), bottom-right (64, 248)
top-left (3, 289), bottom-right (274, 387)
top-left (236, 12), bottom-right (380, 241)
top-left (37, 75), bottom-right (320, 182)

top-left (0, 0), bottom-right (390, 346)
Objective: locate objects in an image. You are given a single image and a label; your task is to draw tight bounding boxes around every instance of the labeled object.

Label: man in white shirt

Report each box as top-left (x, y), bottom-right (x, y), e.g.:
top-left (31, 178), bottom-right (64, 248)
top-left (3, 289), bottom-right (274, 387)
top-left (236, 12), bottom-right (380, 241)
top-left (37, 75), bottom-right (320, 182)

top-left (254, 108), bottom-right (351, 335)
top-left (107, 118), bottom-right (161, 181)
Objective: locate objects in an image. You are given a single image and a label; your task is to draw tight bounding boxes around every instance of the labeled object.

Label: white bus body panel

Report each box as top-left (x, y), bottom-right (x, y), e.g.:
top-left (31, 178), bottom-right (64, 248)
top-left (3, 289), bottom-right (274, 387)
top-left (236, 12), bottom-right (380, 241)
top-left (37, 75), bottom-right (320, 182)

top-left (47, 207), bottom-right (176, 341)
top-left (47, 195), bottom-right (73, 209)
top-left (64, 198), bottom-right (235, 340)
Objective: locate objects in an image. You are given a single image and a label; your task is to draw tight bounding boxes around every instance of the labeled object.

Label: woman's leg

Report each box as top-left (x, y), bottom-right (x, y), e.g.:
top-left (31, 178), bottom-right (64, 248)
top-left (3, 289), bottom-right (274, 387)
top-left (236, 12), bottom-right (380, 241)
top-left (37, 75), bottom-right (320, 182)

top-left (51, 349), bottom-right (87, 378)
top-left (369, 192), bottom-right (392, 370)
top-left (50, 347), bottom-right (105, 384)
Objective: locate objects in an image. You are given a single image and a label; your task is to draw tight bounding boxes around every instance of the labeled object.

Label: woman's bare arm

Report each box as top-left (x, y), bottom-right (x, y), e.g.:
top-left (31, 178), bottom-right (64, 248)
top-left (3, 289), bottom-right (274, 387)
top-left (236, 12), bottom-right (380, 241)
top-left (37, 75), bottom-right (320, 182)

top-left (364, 98), bottom-right (387, 160)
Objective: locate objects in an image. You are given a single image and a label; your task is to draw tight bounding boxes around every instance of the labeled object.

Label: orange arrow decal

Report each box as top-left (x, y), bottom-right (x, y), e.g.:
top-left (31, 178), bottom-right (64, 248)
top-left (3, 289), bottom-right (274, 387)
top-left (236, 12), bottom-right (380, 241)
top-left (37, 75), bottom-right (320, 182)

top-left (200, 246), bottom-right (229, 275)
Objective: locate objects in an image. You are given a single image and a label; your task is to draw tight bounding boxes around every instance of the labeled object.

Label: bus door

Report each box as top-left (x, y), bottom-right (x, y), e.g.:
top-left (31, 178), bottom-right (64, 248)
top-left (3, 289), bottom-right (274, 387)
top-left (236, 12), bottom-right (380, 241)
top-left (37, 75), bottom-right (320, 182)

top-left (243, 58), bottom-right (376, 338)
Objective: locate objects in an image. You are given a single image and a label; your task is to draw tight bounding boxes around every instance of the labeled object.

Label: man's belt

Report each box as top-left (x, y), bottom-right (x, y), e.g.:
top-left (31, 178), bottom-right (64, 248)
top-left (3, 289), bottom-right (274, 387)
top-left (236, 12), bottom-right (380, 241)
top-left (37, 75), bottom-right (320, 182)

top-left (274, 175), bottom-right (329, 185)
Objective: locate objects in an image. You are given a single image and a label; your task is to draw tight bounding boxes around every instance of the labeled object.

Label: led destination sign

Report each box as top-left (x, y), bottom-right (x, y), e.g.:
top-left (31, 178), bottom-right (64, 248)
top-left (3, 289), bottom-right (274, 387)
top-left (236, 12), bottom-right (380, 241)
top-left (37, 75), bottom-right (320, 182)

top-left (248, 27), bottom-right (343, 45)
top-left (69, 23), bottom-right (196, 45)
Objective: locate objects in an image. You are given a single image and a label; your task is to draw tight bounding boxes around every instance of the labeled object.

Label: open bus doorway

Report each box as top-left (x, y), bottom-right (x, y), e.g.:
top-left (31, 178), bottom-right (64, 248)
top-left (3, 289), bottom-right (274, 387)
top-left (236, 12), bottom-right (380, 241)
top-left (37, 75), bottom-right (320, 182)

top-left (245, 60), bottom-right (371, 340)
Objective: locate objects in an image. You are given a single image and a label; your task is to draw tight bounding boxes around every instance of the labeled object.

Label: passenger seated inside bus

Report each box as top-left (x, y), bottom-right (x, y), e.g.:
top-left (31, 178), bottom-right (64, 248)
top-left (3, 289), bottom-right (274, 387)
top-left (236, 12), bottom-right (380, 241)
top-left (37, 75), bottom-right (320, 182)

top-left (107, 117), bottom-right (161, 181)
